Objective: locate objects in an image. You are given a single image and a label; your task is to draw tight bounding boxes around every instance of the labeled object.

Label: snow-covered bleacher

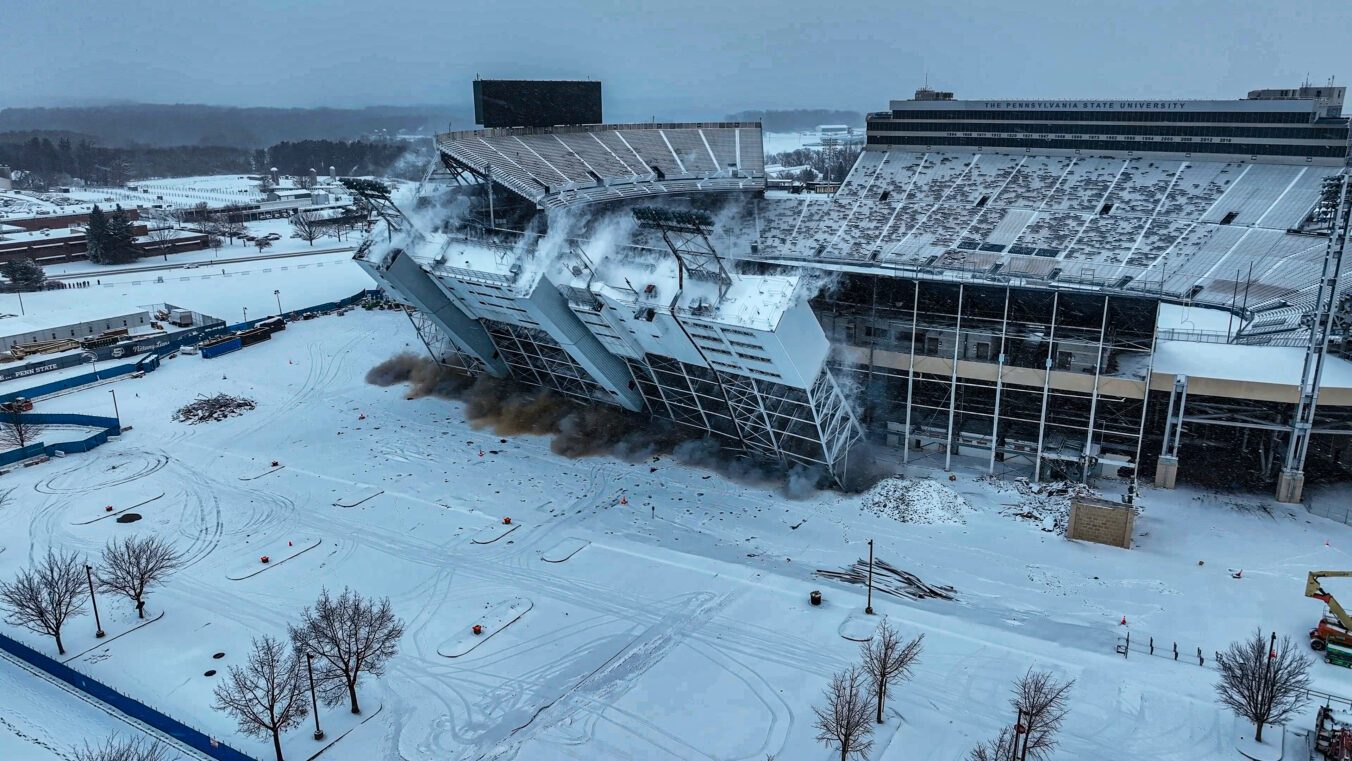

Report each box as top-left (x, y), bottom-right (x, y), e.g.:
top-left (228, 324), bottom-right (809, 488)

top-left (755, 148), bottom-right (1344, 316)
top-left (437, 123), bottom-right (764, 209)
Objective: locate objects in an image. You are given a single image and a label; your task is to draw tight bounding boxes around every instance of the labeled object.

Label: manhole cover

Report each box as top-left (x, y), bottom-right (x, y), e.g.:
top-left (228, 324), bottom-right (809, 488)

top-left (115, 513), bottom-right (142, 524)
top-left (213, 652), bottom-right (225, 659)
top-left (203, 669), bottom-right (217, 677)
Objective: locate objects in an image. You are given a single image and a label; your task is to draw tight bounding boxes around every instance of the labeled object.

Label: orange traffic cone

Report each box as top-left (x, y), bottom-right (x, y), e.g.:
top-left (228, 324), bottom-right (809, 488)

top-left (358, 413), bottom-right (366, 420)
top-left (1120, 616), bottom-right (1127, 626)
top-left (620, 495), bottom-right (628, 505)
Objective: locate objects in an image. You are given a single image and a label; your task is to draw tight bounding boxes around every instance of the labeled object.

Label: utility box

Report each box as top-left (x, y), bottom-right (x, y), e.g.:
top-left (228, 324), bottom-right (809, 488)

top-left (1066, 496), bottom-right (1135, 549)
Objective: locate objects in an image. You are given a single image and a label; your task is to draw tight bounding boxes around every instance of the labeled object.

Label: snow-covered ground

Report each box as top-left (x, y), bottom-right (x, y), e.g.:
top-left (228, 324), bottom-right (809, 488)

top-left (0, 290), bottom-right (1350, 759)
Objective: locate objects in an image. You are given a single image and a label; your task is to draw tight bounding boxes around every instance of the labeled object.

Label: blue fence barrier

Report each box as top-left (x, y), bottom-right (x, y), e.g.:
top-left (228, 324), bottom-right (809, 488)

top-left (0, 631), bottom-right (256, 760)
top-left (0, 413), bottom-right (124, 467)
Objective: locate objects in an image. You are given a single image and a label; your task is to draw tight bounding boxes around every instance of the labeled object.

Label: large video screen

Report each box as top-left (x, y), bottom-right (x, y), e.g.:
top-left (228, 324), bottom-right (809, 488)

top-left (473, 80), bottom-right (603, 128)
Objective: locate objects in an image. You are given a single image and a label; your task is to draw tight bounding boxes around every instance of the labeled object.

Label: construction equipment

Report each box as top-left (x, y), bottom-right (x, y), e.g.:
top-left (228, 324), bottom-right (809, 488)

top-left (1316, 704), bottom-right (1352, 759)
top-left (0, 397), bottom-right (32, 413)
top-left (1307, 571), bottom-right (1352, 651)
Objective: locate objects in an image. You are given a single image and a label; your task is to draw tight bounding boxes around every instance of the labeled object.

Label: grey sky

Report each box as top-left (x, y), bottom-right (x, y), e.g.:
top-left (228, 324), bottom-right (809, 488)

top-left (3, 0), bottom-right (1349, 120)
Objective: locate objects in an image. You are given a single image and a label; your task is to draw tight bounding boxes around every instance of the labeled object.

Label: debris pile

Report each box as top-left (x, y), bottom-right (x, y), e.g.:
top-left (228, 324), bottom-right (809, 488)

top-left (860, 477), bottom-right (970, 525)
top-left (816, 557), bottom-right (957, 601)
top-left (997, 477), bottom-right (1098, 532)
top-left (172, 394), bottom-right (257, 424)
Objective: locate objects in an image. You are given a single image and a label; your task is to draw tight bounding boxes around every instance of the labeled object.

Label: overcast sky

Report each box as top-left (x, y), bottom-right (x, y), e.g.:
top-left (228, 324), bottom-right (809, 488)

top-left (4, 0), bottom-right (1350, 119)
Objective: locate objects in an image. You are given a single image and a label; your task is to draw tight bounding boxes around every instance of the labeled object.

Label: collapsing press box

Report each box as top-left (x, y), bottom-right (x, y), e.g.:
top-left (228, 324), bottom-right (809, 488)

top-left (1065, 496), bottom-right (1135, 550)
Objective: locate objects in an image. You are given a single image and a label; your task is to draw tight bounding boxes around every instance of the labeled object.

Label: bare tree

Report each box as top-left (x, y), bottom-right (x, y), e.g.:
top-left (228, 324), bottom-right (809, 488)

top-left (144, 209), bottom-right (182, 259)
top-left (1010, 669), bottom-right (1074, 761)
top-left (967, 726), bottom-right (1016, 761)
top-left (97, 535), bottom-right (183, 618)
top-left (0, 549), bottom-right (88, 655)
top-left (255, 238), bottom-right (273, 254)
top-left (191, 202), bottom-right (212, 234)
top-left (1216, 629), bottom-right (1311, 743)
top-left (290, 588), bottom-right (403, 714)
top-left (813, 665), bottom-right (875, 761)
top-left (212, 635), bottom-right (309, 761)
top-left (217, 206), bottom-right (248, 245)
top-left (289, 211), bottom-right (323, 247)
top-left (860, 620), bottom-right (923, 724)
top-left (0, 406), bottom-right (43, 450)
top-left (72, 735), bottom-right (173, 761)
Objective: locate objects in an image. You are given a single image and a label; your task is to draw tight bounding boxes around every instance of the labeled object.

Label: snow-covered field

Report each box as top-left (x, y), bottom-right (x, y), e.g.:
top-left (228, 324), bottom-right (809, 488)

top-left (3, 282), bottom-right (1352, 758)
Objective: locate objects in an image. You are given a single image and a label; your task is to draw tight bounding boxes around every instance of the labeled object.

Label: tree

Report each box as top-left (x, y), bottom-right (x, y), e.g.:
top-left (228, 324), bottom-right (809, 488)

top-left (813, 665), bottom-right (875, 761)
top-left (860, 620), bottom-right (923, 724)
top-left (217, 207), bottom-right (248, 245)
top-left (2, 258), bottom-right (46, 291)
top-left (0, 406), bottom-right (43, 450)
top-left (289, 588), bottom-right (403, 715)
top-left (0, 549), bottom-right (88, 655)
top-left (255, 238), bottom-right (272, 254)
top-left (1010, 669), bottom-right (1074, 761)
top-left (208, 235), bottom-right (224, 254)
top-left (1216, 630), bottom-right (1311, 743)
top-left (101, 206), bottom-right (141, 264)
top-left (213, 635), bottom-right (309, 761)
top-left (144, 209), bottom-right (182, 260)
top-left (97, 535), bottom-right (183, 618)
top-left (85, 205), bottom-right (109, 263)
top-left (191, 202), bottom-right (212, 234)
top-left (289, 211), bottom-right (322, 247)
top-left (72, 736), bottom-right (172, 761)
top-left (967, 726), bottom-right (1016, 761)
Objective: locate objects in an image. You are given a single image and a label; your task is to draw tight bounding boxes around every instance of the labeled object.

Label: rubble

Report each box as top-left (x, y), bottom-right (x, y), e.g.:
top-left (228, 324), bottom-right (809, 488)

top-left (859, 477), bottom-right (970, 525)
top-left (172, 394), bottom-right (257, 424)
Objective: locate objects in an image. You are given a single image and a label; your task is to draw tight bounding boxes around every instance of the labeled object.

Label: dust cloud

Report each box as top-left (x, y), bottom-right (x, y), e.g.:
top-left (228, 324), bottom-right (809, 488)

top-left (366, 353), bottom-right (836, 497)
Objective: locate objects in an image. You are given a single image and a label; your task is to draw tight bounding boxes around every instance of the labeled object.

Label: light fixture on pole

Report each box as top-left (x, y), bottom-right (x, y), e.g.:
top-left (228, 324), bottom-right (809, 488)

top-left (306, 651), bottom-right (324, 740)
top-left (274, 289), bottom-right (282, 317)
top-left (865, 539), bottom-right (875, 615)
top-left (84, 564), bottom-right (105, 638)
top-left (242, 306), bottom-right (248, 324)
top-left (108, 389), bottom-right (120, 427)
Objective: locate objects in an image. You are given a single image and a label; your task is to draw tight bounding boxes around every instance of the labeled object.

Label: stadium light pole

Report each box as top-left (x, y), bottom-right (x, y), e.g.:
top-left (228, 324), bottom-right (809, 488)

top-left (108, 389), bottom-right (120, 427)
top-left (85, 563), bottom-right (105, 638)
top-left (15, 289), bottom-right (23, 316)
top-left (274, 289), bottom-right (282, 317)
top-left (242, 306), bottom-right (247, 324)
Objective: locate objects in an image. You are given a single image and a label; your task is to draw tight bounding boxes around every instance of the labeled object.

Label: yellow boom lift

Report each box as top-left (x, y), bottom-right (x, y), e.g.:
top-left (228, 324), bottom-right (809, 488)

top-left (1307, 571), bottom-right (1352, 651)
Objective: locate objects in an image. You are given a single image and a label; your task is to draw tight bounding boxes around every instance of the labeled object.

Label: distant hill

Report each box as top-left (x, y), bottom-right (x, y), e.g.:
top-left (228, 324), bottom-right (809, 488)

top-left (0, 104), bottom-right (469, 148)
top-left (724, 109), bottom-right (865, 133)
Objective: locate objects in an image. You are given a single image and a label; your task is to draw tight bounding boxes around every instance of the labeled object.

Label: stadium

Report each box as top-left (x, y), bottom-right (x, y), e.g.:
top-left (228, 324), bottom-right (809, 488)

top-left (357, 79), bottom-right (1352, 502)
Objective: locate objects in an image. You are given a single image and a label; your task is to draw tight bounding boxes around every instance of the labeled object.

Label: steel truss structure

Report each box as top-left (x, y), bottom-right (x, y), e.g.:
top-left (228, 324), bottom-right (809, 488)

top-left (625, 354), bottom-right (863, 482)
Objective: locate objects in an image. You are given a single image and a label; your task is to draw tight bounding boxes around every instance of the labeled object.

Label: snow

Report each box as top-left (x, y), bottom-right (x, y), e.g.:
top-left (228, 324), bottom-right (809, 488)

top-left (1154, 339), bottom-right (1352, 388)
top-left (0, 655), bottom-right (159, 760)
top-left (4, 281), bottom-right (1352, 758)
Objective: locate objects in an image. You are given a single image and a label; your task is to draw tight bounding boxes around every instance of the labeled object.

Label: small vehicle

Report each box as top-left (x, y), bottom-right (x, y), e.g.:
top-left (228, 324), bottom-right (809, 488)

top-left (183, 263), bottom-right (200, 269)
top-left (263, 233), bottom-right (281, 241)
top-left (0, 397), bottom-right (33, 413)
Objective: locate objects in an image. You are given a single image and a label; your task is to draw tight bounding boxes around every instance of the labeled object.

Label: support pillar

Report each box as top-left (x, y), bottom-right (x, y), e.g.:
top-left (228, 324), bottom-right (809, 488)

top-left (1276, 469), bottom-right (1305, 504)
top-left (1154, 455), bottom-right (1179, 489)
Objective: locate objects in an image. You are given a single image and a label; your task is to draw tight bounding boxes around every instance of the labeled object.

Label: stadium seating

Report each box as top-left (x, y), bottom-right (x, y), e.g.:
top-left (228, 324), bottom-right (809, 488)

top-left (754, 148), bottom-right (1344, 321)
top-left (437, 123), bottom-right (764, 209)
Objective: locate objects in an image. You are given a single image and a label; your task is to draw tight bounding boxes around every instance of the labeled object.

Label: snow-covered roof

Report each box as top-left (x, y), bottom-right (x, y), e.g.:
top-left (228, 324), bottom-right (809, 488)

top-left (0, 305), bottom-right (147, 338)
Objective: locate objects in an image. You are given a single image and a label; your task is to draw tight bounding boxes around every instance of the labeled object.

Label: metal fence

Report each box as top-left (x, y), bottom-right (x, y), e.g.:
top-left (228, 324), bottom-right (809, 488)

top-left (0, 632), bottom-right (255, 760)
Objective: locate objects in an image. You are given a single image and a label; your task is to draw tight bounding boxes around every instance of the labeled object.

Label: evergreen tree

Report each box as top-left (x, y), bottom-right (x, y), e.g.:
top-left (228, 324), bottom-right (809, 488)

top-left (103, 207), bottom-right (141, 264)
top-left (85, 205), bottom-right (109, 263)
top-left (1, 258), bottom-right (46, 291)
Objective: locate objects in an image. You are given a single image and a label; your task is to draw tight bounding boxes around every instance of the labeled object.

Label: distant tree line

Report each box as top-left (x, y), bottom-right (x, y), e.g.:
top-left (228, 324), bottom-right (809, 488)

top-left (0, 134), bottom-right (428, 190)
top-left (0, 103), bottom-right (461, 149)
top-left (768, 144), bottom-right (863, 184)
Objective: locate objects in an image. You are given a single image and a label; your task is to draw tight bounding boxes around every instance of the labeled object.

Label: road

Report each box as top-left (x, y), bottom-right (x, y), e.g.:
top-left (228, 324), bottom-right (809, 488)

top-left (47, 245), bottom-right (356, 280)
